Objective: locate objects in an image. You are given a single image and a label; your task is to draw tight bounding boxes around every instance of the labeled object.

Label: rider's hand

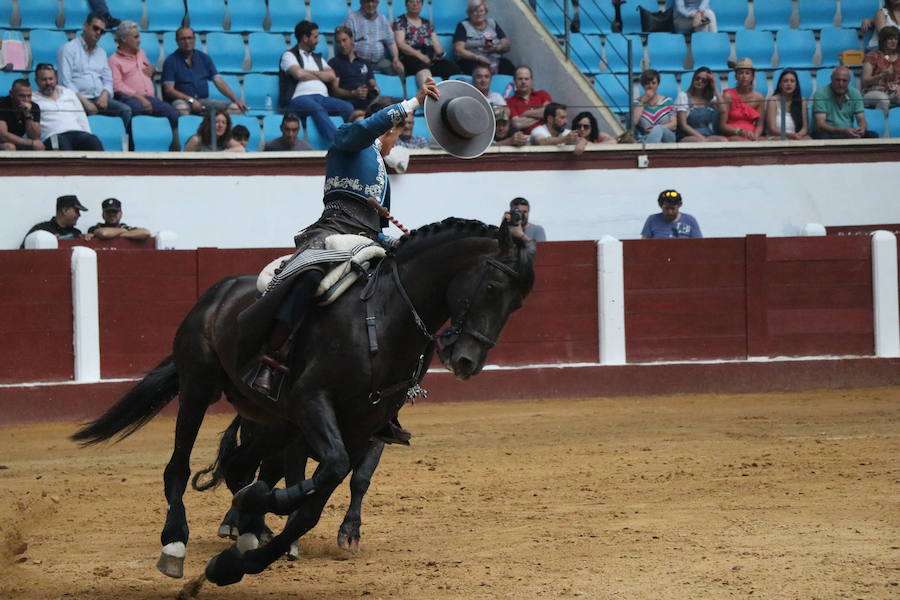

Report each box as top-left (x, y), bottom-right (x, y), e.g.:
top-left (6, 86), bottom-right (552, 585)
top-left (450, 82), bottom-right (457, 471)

top-left (415, 77), bottom-right (440, 106)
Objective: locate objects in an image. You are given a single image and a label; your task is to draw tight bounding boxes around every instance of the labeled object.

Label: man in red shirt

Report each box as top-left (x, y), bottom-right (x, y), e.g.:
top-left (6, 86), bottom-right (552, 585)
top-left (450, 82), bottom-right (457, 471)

top-left (506, 65), bottom-right (552, 134)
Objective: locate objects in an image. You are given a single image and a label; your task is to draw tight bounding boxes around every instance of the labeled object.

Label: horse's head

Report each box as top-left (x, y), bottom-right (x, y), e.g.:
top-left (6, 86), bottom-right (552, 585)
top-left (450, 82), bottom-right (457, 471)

top-left (436, 219), bottom-right (535, 379)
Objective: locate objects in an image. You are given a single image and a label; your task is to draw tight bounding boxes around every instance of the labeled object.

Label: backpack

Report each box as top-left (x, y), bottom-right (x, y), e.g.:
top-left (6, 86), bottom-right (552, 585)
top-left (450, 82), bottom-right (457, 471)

top-left (278, 46), bottom-right (325, 111)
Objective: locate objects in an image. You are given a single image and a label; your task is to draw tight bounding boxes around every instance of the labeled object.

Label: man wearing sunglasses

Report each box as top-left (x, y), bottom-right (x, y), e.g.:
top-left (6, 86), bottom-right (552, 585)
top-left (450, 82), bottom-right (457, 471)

top-left (57, 13), bottom-right (133, 129)
top-left (641, 190), bottom-right (703, 239)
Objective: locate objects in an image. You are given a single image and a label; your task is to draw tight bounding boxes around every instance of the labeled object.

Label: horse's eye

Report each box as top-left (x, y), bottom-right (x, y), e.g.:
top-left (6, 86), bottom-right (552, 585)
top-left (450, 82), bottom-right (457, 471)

top-left (486, 283), bottom-right (498, 294)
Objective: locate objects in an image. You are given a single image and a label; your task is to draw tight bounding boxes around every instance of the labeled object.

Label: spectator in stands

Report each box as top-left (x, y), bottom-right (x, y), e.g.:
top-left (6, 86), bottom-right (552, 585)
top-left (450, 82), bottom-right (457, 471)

top-left (492, 105), bottom-right (528, 146)
top-left (231, 124), bottom-right (251, 149)
top-left (281, 21), bottom-right (354, 145)
top-left (162, 27), bottom-right (248, 116)
top-left (641, 189), bottom-right (703, 239)
top-left (264, 113), bottom-right (312, 151)
top-left (183, 110), bottom-right (244, 151)
top-left (862, 0), bottom-right (900, 49)
top-left (571, 111), bottom-right (616, 146)
top-left (344, 0), bottom-right (405, 76)
top-left (509, 197), bottom-right (546, 242)
top-left (862, 26), bottom-right (900, 112)
top-left (58, 13), bottom-right (133, 129)
top-left (87, 0), bottom-right (121, 29)
top-left (0, 79), bottom-right (44, 151)
top-left (394, 0), bottom-right (461, 88)
top-left (766, 69), bottom-right (810, 140)
top-left (676, 67), bottom-right (728, 142)
top-left (20, 195), bottom-right (90, 248)
top-left (670, 0), bottom-right (717, 33)
top-left (328, 26), bottom-right (380, 111)
top-left (108, 21), bottom-right (179, 128)
top-left (472, 64), bottom-right (506, 106)
top-left (32, 64), bottom-right (104, 150)
top-left (530, 102), bottom-right (580, 148)
top-left (507, 65), bottom-right (551, 134)
top-left (453, 0), bottom-right (515, 76)
top-left (87, 197), bottom-right (150, 241)
top-left (633, 69), bottom-right (676, 143)
top-left (719, 58), bottom-right (764, 141)
top-left (812, 67), bottom-right (879, 139)
top-left (397, 112), bottom-right (428, 148)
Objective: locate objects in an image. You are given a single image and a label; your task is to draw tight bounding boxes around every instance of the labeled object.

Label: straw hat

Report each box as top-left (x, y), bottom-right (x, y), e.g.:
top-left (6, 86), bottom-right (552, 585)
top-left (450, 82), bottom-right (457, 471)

top-left (424, 80), bottom-right (495, 159)
top-left (732, 57), bottom-right (755, 71)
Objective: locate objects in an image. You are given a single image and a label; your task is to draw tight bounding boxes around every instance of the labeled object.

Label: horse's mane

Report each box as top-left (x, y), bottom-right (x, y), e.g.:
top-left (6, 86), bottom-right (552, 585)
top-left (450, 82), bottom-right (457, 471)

top-left (394, 218), bottom-right (499, 258)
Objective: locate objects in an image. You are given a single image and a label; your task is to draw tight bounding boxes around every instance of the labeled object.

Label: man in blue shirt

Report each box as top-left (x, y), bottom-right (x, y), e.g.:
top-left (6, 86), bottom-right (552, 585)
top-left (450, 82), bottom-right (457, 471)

top-left (162, 26), bottom-right (247, 116)
top-left (328, 26), bottom-right (379, 110)
top-left (641, 189), bottom-right (703, 239)
top-left (57, 13), bottom-right (132, 128)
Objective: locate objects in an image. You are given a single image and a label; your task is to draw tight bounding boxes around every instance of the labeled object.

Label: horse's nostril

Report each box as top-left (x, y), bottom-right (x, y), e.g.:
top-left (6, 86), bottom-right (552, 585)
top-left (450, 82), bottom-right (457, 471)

top-left (454, 356), bottom-right (474, 378)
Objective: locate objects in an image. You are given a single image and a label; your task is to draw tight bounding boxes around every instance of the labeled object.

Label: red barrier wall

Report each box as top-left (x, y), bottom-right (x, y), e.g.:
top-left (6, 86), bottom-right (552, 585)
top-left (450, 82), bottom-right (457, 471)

top-left (0, 250), bottom-right (74, 383)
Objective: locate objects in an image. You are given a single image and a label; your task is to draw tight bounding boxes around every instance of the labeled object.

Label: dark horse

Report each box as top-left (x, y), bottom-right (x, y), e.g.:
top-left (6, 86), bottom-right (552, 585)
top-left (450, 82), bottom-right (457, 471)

top-left (72, 218), bottom-right (534, 586)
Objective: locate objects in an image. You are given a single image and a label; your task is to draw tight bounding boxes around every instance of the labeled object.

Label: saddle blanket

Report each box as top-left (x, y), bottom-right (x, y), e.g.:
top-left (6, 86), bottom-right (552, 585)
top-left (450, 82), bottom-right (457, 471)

top-left (257, 234), bottom-right (386, 305)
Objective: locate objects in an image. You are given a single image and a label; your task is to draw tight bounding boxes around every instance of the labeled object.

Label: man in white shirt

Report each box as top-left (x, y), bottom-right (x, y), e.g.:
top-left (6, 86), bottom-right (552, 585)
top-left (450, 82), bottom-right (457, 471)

top-left (32, 64), bottom-right (104, 150)
top-left (281, 21), bottom-right (354, 146)
top-left (530, 102), bottom-right (581, 148)
top-left (57, 12), bottom-right (132, 128)
top-left (471, 64), bottom-right (506, 107)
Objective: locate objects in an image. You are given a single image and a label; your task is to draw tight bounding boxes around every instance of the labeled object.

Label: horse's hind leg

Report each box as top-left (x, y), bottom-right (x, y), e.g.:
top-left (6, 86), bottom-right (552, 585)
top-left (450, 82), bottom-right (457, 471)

top-left (338, 440), bottom-right (385, 552)
top-left (157, 375), bottom-right (221, 578)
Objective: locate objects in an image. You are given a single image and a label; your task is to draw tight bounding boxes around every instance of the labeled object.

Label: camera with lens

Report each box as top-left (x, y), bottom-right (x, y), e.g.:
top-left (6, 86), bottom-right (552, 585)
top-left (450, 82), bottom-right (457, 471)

top-left (508, 208), bottom-right (525, 227)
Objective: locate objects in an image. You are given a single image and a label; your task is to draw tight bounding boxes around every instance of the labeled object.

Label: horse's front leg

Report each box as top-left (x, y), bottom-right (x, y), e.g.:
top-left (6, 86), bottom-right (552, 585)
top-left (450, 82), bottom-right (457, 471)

top-left (339, 440), bottom-right (385, 552)
top-left (205, 390), bottom-right (352, 586)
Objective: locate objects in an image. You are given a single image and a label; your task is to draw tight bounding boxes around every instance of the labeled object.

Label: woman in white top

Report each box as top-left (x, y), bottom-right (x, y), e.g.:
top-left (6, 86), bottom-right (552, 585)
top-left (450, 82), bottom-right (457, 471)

top-left (863, 0), bottom-right (900, 49)
top-left (675, 66), bottom-right (728, 142)
top-left (765, 70), bottom-right (809, 140)
top-left (670, 0), bottom-right (717, 33)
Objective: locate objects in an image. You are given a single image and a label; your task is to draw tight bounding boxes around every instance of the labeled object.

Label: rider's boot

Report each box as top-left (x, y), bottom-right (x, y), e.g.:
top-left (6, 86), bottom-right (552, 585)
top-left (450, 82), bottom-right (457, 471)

top-left (251, 321), bottom-right (291, 397)
top-left (374, 414), bottom-right (412, 445)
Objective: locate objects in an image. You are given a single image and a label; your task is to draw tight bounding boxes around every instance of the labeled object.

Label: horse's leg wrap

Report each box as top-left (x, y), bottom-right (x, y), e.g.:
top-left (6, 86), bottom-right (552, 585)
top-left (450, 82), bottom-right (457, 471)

top-left (205, 545), bottom-right (245, 587)
top-left (272, 479), bottom-right (316, 515)
top-left (232, 479), bottom-right (316, 516)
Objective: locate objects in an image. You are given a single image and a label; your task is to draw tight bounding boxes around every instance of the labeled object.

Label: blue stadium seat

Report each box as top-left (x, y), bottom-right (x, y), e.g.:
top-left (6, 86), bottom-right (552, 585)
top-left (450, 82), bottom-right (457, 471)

top-left (797, 0), bottom-right (837, 30)
top-left (887, 108), bottom-right (900, 138)
top-left (430, 0), bottom-right (468, 34)
top-left (248, 32), bottom-right (288, 72)
top-left (656, 72), bottom-right (680, 99)
top-left (230, 114), bottom-right (262, 151)
top-left (534, 0), bottom-right (565, 36)
top-left (0, 0), bottom-right (12, 28)
top-left (646, 33), bottom-right (687, 72)
top-left (715, 0), bottom-right (751, 32)
top-left (161, 30), bottom-right (178, 61)
top-left (594, 72), bottom-right (632, 114)
top-left (111, 0), bottom-right (145, 25)
top-left (315, 35), bottom-right (330, 60)
top-left (132, 115), bottom-right (174, 151)
top-left (775, 29), bottom-right (816, 69)
top-left (61, 0), bottom-right (89, 30)
top-left (727, 69), bottom-right (770, 97)
top-left (309, 0), bottom-right (353, 33)
top-left (839, 0), bottom-right (880, 29)
top-left (0, 70), bottom-right (23, 92)
top-left (412, 114), bottom-right (431, 142)
top-left (866, 108), bottom-right (887, 137)
top-left (578, 1), bottom-right (615, 35)
top-left (146, 0), bottom-right (187, 31)
top-left (242, 73), bottom-right (280, 115)
top-left (753, 0), bottom-right (793, 31)
top-left (690, 32), bottom-right (732, 72)
top-left (569, 34), bottom-right (603, 74)
top-left (603, 34), bottom-right (643, 73)
top-left (186, 0), bottom-right (226, 32)
top-left (621, 0), bottom-right (660, 34)
top-left (19, 0), bottom-right (61, 29)
top-left (735, 30), bottom-right (776, 69)
top-left (490, 74), bottom-right (513, 95)
top-left (772, 69), bottom-right (814, 98)
top-left (88, 115), bottom-right (127, 151)
top-left (204, 32), bottom-right (246, 72)
top-left (268, 0), bottom-right (303, 34)
top-left (436, 34), bottom-right (454, 59)
top-left (28, 29), bottom-right (68, 69)
top-left (141, 31), bottom-right (163, 69)
top-left (228, 1), bottom-right (266, 32)
top-left (262, 114), bottom-right (282, 145)
top-left (177, 114), bottom-right (202, 149)
top-left (207, 73), bottom-right (241, 103)
top-left (305, 115), bottom-right (344, 150)
top-left (97, 30), bottom-right (117, 57)
top-left (374, 73), bottom-right (405, 98)
top-left (818, 28), bottom-right (862, 67)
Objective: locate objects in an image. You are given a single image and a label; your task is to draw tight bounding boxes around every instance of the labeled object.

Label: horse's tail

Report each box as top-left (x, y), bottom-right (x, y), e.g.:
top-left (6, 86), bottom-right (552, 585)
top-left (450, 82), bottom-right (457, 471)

top-left (191, 415), bottom-right (242, 492)
top-left (70, 355), bottom-right (179, 446)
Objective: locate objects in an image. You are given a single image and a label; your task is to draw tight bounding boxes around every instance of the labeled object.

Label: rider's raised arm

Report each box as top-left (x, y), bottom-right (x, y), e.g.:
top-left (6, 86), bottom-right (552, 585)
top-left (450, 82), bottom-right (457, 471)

top-left (331, 98), bottom-right (421, 152)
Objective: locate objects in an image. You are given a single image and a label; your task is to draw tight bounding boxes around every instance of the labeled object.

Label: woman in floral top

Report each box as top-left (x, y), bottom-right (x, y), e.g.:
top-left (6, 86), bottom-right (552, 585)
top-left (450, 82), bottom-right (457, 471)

top-left (393, 0), bottom-right (461, 88)
top-left (862, 25), bottom-right (900, 112)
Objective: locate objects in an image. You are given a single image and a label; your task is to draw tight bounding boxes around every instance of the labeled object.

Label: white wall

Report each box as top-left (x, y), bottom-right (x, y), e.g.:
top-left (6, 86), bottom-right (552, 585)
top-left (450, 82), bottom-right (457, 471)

top-left (4, 160), bottom-right (899, 249)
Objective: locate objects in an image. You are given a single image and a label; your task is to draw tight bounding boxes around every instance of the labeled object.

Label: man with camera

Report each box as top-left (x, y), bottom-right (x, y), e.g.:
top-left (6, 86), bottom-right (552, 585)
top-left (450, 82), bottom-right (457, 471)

top-left (329, 25), bottom-right (381, 111)
top-left (507, 197), bottom-right (546, 242)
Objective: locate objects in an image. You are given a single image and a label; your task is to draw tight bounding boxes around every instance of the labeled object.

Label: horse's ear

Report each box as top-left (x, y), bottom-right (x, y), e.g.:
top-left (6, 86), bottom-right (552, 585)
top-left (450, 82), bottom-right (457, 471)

top-left (498, 218), bottom-right (513, 254)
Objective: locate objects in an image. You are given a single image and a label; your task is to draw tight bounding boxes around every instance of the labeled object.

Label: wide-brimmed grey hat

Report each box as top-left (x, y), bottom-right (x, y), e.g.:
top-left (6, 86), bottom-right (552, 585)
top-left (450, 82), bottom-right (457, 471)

top-left (424, 79), bottom-right (495, 159)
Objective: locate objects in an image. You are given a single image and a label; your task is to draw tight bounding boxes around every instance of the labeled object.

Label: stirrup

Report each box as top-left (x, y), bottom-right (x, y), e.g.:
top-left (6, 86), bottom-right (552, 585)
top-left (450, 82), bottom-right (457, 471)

top-left (373, 421), bottom-right (412, 446)
top-left (250, 355), bottom-right (288, 401)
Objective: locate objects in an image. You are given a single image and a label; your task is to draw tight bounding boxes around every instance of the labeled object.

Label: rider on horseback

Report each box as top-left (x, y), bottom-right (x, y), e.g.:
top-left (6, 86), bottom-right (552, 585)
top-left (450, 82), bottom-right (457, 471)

top-left (244, 79), bottom-right (441, 445)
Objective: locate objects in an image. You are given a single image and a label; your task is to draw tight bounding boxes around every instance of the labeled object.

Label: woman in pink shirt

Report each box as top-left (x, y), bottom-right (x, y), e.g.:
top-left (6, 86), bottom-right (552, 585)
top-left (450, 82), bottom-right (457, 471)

top-left (108, 21), bottom-right (179, 127)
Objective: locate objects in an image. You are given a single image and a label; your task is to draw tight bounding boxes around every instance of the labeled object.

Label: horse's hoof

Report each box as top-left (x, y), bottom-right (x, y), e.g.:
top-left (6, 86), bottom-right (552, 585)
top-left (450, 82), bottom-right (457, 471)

top-left (232, 481), bottom-right (271, 514)
top-left (205, 546), bottom-right (245, 587)
top-left (285, 541), bottom-right (299, 561)
top-left (236, 533), bottom-right (259, 554)
top-left (337, 534), bottom-right (360, 554)
top-left (259, 528), bottom-right (274, 545)
top-left (157, 542), bottom-right (186, 578)
top-left (217, 523), bottom-right (238, 539)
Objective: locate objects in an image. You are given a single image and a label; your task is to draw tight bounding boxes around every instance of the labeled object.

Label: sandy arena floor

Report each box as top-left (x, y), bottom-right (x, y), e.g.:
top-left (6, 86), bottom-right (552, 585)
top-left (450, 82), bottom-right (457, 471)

top-left (0, 388), bottom-right (898, 600)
